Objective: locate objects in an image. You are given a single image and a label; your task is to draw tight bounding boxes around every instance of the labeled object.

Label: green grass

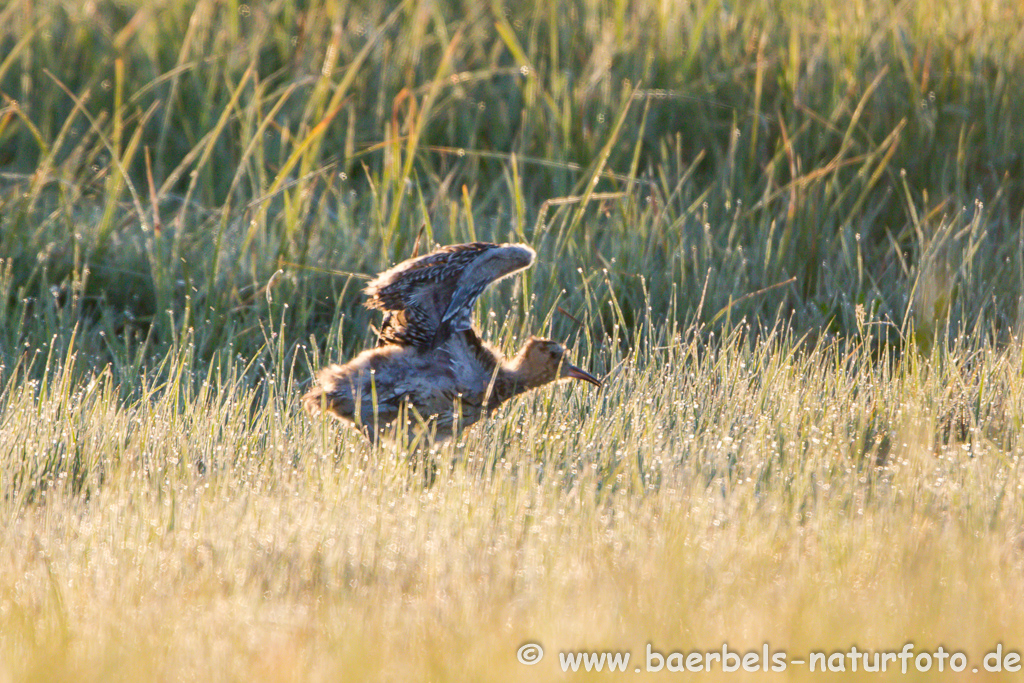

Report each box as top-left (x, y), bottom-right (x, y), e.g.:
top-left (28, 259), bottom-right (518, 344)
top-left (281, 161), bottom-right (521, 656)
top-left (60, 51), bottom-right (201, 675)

top-left (2, 0), bottom-right (1024, 679)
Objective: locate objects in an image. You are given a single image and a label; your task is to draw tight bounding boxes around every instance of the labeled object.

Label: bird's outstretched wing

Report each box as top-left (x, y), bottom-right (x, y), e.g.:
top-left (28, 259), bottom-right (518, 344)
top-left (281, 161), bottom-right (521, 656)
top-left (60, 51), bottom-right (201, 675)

top-left (364, 242), bottom-right (535, 349)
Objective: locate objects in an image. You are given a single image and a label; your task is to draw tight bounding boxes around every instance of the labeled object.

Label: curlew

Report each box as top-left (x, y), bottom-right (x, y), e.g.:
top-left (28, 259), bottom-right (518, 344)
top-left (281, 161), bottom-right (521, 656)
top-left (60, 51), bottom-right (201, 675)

top-left (303, 242), bottom-right (601, 442)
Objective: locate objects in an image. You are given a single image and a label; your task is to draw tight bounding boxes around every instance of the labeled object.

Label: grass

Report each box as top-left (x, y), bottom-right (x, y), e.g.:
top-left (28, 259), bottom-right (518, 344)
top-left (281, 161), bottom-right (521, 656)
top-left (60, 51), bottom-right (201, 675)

top-left (5, 322), bottom-right (1024, 680)
top-left (2, 0), bottom-right (1024, 679)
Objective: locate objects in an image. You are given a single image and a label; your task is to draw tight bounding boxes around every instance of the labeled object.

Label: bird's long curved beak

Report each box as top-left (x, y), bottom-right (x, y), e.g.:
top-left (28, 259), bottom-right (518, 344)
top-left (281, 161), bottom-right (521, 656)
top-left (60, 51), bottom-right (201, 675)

top-left (562, 363), bottom-right (602, 387)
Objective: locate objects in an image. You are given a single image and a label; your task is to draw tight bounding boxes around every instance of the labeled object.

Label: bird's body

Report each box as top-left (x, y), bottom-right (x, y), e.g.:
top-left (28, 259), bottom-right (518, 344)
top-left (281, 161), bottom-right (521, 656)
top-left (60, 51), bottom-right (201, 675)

top-left (303, 242), bottom-right (600, 442)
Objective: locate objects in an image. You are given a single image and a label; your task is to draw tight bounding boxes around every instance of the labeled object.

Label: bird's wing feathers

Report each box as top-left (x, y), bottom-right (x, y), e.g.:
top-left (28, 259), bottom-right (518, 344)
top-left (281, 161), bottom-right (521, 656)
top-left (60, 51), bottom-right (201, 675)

top-left (364, 242), bottom-right (535, 349)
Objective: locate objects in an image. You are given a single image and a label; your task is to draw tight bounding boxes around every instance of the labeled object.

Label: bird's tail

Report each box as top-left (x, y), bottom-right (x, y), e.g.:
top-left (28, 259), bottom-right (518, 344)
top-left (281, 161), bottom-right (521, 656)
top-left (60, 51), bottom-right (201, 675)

top-left (302, 384), bottom-right (328, 417)
top-left (302, 367), bottom-right (355, 421)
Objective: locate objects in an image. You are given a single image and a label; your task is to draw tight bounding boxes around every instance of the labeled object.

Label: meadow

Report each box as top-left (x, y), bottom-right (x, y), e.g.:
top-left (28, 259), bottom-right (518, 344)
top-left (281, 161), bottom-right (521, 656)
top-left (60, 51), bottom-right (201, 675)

top-left (2, 0), bottom-right (1024, 679)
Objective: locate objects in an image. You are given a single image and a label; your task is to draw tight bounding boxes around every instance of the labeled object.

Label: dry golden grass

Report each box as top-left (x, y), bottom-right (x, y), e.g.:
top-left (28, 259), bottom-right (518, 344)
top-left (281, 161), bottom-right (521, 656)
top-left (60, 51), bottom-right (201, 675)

top-left (4, 0), bottom-right (1024, 679)
top-left (3, 325), bottom-right (1024, 681)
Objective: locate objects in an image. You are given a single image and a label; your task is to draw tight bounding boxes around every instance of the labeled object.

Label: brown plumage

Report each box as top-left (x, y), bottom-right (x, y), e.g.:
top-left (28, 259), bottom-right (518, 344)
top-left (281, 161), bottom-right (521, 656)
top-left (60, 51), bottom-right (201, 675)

top-left (364, 242), bottom-right (536, 348)
top-left (303, 242), bottom-right (601, 443)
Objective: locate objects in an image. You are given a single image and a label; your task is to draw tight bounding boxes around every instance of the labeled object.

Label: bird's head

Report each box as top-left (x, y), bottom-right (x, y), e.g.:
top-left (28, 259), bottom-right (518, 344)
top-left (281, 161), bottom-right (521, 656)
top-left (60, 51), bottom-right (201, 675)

top-left (516, 337), bottom-right (602, 388)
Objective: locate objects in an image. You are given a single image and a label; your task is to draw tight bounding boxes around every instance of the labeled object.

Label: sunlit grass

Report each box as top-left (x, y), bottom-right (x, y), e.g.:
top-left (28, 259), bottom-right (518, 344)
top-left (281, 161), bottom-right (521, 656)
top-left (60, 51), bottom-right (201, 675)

top-left (3, 0), bottom-right (1024, 679)
top-left (3, 319), bottom-right (1024, 681)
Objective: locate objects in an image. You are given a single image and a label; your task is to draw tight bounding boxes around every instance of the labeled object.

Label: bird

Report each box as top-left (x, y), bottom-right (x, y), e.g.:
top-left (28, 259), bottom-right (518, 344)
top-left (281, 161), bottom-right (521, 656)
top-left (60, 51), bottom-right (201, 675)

top-left (303, 242), bottom-right (601, 443)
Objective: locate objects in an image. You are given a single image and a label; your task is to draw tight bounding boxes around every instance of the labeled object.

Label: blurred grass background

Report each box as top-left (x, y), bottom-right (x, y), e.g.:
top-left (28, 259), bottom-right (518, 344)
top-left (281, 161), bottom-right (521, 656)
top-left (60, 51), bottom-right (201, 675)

top-left (3, 0), bottom-right (1024, 680)
top-left (3, 0), bottom-right (1022, 378)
